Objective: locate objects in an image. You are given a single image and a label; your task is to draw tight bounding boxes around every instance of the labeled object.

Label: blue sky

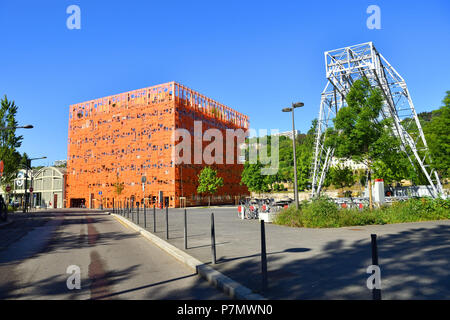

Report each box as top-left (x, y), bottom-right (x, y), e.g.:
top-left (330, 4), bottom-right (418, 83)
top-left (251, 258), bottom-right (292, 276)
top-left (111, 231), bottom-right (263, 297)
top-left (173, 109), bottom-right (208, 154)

top-left (0, 0), bottom-right (449, 167)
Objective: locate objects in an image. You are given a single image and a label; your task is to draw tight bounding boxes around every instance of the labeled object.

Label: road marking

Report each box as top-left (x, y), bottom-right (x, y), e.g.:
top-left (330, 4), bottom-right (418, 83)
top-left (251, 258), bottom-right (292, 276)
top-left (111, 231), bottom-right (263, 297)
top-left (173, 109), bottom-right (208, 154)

top-left (113, 216), bottom-right (130, 229)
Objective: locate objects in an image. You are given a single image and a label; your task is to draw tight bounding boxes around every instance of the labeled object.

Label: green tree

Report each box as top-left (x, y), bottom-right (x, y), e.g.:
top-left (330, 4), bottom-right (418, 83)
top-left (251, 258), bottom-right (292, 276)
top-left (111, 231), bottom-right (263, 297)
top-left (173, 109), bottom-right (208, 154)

top-left (240, 161), bottom-right (269, 194)
top-left (422, 91), bottom-right (450, 178)
top-left (241, 119), bottom-right (317, 194)
top-left (295, 133), bottom-right (314, 190)
top-left (328, 164), bottom-right (355, 194)
top-left (197, 166), bottom-right (224, 206)
top-left (325, 78), bottom-right (388, 209)
top-left (371, 138), bottom-right (411, 185)
top-left (20, 152), bottom-right (30, 169)
top-left (0, 95), bottom-right (23, 190)
top-left (113, 174), bottom-right (125, 196)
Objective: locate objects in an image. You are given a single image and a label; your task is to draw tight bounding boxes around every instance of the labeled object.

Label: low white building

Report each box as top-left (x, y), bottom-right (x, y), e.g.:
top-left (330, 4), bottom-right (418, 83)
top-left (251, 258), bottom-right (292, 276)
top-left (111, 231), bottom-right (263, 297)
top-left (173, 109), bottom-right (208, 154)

top-left (330, 157), bottom-right (366, 171)
top-left (32, 167), bottom-right (66, 208)
top-left (271, 130), bottom-right (300, 140)
top-left (1, 166), bottom-right (66, 209)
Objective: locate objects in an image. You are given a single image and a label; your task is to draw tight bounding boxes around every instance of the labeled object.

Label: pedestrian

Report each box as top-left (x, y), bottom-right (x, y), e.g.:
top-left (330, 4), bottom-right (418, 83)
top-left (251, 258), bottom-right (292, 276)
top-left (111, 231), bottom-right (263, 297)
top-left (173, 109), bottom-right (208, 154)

top-left (0, 194), bottom-right (7, 222)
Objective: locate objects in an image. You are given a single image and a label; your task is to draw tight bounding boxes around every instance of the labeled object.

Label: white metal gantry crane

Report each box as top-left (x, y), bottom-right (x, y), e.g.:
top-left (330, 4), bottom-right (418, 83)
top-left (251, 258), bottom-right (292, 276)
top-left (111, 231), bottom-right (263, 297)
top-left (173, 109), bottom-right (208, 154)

top-left (310, 42), bottom-right (444, 199)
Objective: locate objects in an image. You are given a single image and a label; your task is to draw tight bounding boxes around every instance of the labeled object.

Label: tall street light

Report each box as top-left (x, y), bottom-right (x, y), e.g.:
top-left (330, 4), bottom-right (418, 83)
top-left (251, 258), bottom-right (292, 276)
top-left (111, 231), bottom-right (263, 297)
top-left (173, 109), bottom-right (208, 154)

top-left (0, 125), bottom-right (34, 131)
top-left (23, 156), bottom-right (47, 213)
top-left (282, 102), bottom-right (304, 210)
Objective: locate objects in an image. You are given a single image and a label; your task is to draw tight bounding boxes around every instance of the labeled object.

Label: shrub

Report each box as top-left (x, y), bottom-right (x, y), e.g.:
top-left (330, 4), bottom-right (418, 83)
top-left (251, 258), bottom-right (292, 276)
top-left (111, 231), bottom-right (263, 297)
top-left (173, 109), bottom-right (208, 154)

top-left (273, 197), bottom-right (450, 228)
top-left (273, 205), bottom-right (303, 227)
top-left (300, 197), bottom-right (340, 228)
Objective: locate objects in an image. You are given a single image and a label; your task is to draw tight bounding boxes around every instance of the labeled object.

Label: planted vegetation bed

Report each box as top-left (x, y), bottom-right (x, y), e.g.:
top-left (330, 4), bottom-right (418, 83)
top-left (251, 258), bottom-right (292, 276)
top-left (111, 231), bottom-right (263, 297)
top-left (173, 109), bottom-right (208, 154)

top-left (273, 197), bottom-right (450, 228)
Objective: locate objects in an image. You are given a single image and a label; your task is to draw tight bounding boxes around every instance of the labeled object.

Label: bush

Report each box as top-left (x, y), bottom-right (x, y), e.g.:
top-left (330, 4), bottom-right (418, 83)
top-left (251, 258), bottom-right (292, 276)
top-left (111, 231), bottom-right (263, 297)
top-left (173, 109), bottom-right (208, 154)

top-left (273, 197), bottom-right (450, 228)
top-left (273, 205), bottom-right (303, 227)
top-left (379, 197), bottom-right (450, 224)
top-left (300, 197), bottom-right (340, 228)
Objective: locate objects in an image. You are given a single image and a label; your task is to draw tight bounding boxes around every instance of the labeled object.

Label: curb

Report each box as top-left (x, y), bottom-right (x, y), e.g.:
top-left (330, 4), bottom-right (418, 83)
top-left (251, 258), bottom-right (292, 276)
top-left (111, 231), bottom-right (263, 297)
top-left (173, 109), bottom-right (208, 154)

top-left (0, 219), bottom-right (14, 229)
top-left (111, 213), bottom-right (264, 300)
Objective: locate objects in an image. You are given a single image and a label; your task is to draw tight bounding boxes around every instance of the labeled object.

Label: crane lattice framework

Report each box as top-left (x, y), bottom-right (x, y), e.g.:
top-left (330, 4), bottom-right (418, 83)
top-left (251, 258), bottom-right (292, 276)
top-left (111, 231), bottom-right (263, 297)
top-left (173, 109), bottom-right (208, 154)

top-left (310, 42), bottom-right (444, 199)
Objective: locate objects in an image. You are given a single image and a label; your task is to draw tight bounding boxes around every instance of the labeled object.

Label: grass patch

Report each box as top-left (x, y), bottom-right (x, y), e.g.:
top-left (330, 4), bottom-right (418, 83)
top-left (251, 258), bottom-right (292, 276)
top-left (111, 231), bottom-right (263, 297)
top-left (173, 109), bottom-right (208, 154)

top-left (273, 196), bottom-right (450, 228)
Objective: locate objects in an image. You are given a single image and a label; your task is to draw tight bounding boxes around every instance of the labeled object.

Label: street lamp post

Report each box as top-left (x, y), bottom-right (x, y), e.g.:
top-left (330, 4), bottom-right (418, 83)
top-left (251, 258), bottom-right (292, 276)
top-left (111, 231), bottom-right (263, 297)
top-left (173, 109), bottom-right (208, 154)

top-left (141, 175), bottom-right (147, 205)
top-left (0, 125), bottom-right (33, 131)
top-left (282, 102), bottom-right (304, 210)
top-left (23, 156), bottom-right (47, 213)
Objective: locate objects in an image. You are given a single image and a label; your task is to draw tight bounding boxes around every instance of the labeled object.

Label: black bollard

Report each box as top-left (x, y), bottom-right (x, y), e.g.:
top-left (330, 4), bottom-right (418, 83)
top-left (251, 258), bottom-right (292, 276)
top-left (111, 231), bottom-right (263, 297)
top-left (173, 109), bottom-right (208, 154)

top-left (184, 209), bottom-right (187, 250)
top-left (153, 205), bottom-right (156, 233)
top-left (137, 203), bottom-right (140, 225)
top-left (211, 213), bottom-right (216, 264)
top-left (165, 206), bottom-right (169, 239)
top-left (371, 234), bottom-right (382, 300)
top-left (261, 220), bottom-right (268, 293)
top-left (144, 203), bottom-right (147, 228)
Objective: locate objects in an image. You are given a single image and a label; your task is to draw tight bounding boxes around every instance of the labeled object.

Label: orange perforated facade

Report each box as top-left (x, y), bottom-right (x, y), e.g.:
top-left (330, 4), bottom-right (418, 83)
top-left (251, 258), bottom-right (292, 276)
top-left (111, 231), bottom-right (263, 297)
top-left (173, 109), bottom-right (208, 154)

top-left (66, 82), bottom-right (249, 208)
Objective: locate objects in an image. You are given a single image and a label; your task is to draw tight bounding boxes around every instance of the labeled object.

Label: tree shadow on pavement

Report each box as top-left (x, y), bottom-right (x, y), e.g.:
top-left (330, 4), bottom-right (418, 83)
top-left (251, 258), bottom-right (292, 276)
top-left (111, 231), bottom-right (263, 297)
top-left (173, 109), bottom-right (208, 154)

top-left (0, 264), bottom-right (139, 300)
top-left (212, 224), bottom-right (450, 299)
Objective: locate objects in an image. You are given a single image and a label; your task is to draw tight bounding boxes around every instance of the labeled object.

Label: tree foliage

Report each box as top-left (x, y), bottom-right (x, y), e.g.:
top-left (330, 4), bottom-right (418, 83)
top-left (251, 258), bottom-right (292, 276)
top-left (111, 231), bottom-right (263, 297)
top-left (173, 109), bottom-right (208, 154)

top-left (0, 95), bottom-right (23, 189)
top-left (240, 87), bottom-right (449, 196)
top-left (328, 164), bottom-right (355, 193)
top-left (240, 120), bottom-right (316, 193)
top-left (197, 166), bottom-right (224, 206)
top-left (325, 78), bottom-right (386, 165)
top-left (421, 91), bottom-right (450, 178)
top-left (113, 174), bottom-right (125, 196)
top-left (241, 161), bottom-right (270, 193)
top-left (324, 78), bottom-right (389, 208)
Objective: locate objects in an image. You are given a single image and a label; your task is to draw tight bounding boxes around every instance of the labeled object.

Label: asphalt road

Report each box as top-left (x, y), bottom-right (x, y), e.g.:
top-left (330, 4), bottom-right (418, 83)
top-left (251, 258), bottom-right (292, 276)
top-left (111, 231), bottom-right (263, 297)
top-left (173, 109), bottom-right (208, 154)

top-left (125, 206), bottom-right (450, 299)
top-left (0, 210), bottom-right (227, 300)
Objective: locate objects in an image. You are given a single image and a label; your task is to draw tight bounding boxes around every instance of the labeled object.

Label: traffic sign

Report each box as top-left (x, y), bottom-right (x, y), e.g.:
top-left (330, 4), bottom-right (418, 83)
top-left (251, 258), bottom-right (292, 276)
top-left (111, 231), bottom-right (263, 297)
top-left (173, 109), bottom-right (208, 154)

top-left (29, 187), bottom-right (33, 193)
top-left (99, 191), bottom-right (102, 195)
top-left (5, 185), bottom-right (11, 193)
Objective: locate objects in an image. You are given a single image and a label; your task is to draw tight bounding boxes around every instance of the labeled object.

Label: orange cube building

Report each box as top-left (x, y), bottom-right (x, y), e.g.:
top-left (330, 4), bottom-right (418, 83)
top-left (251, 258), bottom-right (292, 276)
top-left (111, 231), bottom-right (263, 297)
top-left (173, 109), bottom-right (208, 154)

top-left (66, 82), bottom-right (249, 208)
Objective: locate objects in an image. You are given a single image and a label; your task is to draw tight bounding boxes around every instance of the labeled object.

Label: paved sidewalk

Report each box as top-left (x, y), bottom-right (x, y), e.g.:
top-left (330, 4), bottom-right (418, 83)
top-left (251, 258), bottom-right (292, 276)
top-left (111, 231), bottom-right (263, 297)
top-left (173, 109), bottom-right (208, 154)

top-left (116, 206), bottom-right (450, 299)
top-left (0, 210), bottom-right (228, 300)
top-left (0, 212), bottom-right (53, 252)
